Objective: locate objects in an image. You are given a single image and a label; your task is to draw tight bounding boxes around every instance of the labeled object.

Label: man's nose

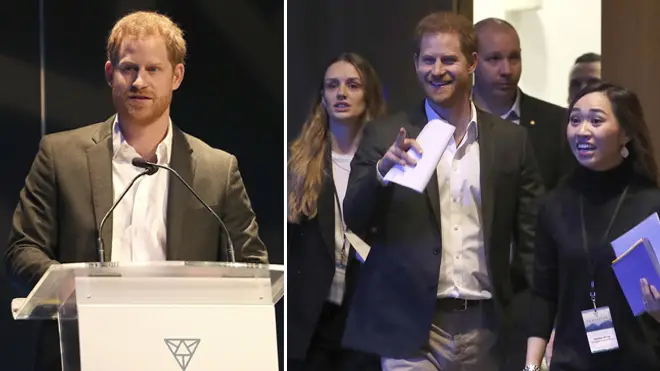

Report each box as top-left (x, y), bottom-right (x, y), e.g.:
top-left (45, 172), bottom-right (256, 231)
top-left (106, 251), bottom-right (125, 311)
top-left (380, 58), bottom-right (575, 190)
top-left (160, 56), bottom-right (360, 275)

top-left (431, 61), bottom-right (446, 76)
top-left (500, 61), bottom-right (512, 76)
top-left (132, 70), bottom-right (148, 89)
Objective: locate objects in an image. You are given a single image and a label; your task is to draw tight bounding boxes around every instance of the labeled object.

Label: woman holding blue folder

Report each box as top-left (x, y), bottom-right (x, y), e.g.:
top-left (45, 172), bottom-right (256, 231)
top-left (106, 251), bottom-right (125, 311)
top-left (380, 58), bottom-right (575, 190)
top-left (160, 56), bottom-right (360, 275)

top-left (523, 82), bottom-right (660, 371)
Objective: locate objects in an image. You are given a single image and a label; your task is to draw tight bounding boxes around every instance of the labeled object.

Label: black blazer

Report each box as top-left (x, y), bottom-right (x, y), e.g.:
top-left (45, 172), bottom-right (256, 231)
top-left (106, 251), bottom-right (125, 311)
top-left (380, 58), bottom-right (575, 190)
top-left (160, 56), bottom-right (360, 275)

top-left (287, 162), bottom-right (366, 360)
top-left (519, 91), bottom-right (574, 191)
top-left (340, 103), bottom-right (545, 358)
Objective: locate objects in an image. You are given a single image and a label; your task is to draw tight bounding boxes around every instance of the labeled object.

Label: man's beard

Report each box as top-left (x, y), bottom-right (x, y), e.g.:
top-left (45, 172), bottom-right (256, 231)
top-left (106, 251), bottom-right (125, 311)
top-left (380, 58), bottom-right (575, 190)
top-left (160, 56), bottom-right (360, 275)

top-left (113, 92), bottom-right (171, 125)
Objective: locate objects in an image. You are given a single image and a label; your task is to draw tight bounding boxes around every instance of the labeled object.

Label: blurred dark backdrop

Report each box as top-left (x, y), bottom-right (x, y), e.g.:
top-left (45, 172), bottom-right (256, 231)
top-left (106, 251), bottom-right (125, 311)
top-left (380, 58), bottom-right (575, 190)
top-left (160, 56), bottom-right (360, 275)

top-left (0, 0), bottom-right (284, 370)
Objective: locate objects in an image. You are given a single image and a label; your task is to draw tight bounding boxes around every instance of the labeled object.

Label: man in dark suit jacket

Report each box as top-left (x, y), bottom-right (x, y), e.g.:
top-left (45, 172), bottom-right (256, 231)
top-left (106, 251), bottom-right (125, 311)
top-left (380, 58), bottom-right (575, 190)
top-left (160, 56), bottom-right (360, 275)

top-left (473, 18), bottom-right (573, 192)
top-left (341, 12), bottom-right (544, 371)
top-left (5, 11), bottom-right (267, 371)
top-left (472, 17), bottom-right (574, 370)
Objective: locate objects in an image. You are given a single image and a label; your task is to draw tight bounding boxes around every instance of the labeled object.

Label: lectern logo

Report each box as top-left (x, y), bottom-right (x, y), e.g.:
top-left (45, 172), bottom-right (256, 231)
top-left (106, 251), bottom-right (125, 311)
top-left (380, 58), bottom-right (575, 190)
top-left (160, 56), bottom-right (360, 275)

top-left (164, 338), bottom-right (200, 371)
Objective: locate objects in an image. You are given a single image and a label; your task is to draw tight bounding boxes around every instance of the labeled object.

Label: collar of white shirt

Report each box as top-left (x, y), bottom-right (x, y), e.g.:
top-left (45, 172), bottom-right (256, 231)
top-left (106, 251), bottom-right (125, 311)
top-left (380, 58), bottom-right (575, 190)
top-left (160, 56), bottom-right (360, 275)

top-left (502, 89), bottom-right (521, 122)
top-left (470, 87), bottom-right (521, 122)
top-left (424, 98), bottom-right (479, 140)
top-left (111, 115), bottom-right (174, 166)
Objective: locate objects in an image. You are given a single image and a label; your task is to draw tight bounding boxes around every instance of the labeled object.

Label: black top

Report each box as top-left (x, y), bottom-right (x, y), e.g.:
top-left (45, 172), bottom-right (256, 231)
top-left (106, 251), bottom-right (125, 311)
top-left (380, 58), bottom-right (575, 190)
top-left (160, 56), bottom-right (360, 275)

top-left (529, 160), bottom-right (660, 370)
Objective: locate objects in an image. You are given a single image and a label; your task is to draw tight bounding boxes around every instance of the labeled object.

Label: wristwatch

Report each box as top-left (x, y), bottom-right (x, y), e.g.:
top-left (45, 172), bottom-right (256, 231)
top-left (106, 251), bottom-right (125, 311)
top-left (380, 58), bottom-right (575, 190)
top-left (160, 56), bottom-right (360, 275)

top-left (523, 366), bottom-right (541, 371)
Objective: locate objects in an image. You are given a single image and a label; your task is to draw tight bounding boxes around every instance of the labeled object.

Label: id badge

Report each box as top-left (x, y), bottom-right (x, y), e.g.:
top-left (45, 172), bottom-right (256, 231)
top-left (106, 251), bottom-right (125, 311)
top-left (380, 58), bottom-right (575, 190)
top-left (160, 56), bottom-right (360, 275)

top-left (581, 306), bottom-right (619, 353)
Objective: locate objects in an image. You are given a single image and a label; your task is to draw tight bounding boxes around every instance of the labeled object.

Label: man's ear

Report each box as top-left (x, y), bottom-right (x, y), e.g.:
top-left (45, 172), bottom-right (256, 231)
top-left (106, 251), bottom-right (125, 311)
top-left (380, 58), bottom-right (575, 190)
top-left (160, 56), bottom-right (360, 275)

top-left (104, 61), bottom-right (113, 86)
top-left (171, 63), bottom-right (185, 90)
top-left (468, 52), bottom-right (478, 75)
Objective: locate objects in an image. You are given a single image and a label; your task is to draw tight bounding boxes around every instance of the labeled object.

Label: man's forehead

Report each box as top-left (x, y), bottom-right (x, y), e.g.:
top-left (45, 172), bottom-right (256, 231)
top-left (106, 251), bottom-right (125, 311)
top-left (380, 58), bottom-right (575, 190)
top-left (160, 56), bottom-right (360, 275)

top-left (117, 35), bottom-right (170, 63)
top-left (119, 35), bottom-right (166, 52)
top-left (478, 31), bottom-right (519, 51)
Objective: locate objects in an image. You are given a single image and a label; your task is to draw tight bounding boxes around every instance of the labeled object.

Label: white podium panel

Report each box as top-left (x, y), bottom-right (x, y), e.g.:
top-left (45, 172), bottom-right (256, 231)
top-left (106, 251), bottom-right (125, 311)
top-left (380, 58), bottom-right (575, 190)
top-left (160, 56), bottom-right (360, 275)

top-left (78, 305), bottom-right (278, 371)
top-left (11, 261), bottom-right (284, 371)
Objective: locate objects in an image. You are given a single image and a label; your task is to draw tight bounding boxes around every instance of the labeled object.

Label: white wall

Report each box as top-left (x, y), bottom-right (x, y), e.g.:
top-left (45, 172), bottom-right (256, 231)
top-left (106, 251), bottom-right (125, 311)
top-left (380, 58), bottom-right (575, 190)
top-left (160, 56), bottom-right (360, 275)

top-left (473, 0), bottom-right (601, 107)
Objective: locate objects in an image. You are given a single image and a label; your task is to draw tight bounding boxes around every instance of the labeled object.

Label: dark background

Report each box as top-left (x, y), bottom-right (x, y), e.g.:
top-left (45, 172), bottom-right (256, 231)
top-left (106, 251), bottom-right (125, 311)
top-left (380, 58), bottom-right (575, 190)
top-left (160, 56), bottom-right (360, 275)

top-left (0, 0), bottom-right (284, 370)
top-left (287, 0), bottom-right (470, 140)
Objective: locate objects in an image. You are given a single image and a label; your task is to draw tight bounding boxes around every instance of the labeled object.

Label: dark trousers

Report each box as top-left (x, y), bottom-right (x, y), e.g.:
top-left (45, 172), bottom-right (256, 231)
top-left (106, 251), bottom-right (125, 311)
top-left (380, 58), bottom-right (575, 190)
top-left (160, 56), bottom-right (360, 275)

top-left (288, 302), bottom-right (382, 371)
top-left (501, 289), bottom-right (532, 371)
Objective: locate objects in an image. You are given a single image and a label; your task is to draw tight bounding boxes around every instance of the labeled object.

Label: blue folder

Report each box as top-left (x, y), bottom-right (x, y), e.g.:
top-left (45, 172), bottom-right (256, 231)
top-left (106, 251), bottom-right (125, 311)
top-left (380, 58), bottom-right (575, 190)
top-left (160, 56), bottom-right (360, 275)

top-left (612, 238), bottom-right (660, 316)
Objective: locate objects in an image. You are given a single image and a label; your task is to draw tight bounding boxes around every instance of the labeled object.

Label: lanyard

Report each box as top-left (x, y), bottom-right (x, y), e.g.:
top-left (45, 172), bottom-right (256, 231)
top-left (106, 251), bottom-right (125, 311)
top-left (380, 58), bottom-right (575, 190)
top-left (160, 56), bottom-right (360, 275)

top-left (579, 185), bottom-right (629, 310)
top-left (332, 187), bottom-right (350, 269)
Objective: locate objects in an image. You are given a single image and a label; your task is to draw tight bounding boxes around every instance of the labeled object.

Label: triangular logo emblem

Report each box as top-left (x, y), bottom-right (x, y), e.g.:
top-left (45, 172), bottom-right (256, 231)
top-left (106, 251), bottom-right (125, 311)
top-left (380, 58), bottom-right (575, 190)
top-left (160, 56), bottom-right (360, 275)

top-left (164, 338), bottom-right (200, 370)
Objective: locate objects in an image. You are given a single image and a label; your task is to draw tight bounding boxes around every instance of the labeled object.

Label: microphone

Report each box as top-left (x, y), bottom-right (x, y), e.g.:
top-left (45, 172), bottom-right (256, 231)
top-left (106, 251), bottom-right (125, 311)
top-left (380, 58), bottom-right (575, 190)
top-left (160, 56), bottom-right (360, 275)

top-left (97, 164), bottom-right (157, 263)
top-left (131, 157), bottom-right (236, 263)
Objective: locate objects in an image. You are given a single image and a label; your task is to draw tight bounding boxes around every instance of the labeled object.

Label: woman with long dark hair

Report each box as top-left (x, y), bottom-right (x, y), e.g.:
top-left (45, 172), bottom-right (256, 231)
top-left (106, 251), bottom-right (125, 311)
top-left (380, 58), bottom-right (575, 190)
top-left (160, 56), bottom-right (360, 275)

top-left (287, 52), bottom-right (386, 371)
top-left (524, 82), bottom-right (660, 371)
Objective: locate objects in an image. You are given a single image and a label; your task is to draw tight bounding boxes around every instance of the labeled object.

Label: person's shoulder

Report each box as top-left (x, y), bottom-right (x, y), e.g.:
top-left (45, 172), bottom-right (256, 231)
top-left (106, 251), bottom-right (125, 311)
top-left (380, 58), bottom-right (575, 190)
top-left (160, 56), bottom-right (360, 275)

top-left (521, 91), bottom-right (567, 116)
top-left (41, 118), bottom-right (112, 149)
top-left (364, 110), bottom-right (410, 130)
top-left (361, 105), bottom-right (425, 143)
top-left (631, 185), bottom-right (660, 204)
top-left (478, 108), bottom-right (527, 137)
top-left (181, 130), bottom-right (235, 164)
top-left (537, 183), bottom-right (573, 220)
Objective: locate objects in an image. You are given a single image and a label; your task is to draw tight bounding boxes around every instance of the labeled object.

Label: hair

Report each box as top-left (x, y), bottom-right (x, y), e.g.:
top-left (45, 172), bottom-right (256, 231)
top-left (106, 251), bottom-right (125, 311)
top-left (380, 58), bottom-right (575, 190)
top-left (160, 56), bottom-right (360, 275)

top-left (574, 52), bottom-right (601, 65)
top-left (413, 12), bottom-right (477, 63)
top-left (107, 11), bottom-right (187, 67)
top-left (568, 81), bottom-right (658, 185)
top-left (287, 53), bottom-right (387, 222)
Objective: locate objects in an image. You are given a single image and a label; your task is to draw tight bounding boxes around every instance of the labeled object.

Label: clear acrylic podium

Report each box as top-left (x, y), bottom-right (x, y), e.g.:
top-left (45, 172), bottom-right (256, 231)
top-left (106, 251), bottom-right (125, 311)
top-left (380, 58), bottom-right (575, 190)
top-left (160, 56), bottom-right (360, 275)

top-left (11, 261), bottom-right (284, 371)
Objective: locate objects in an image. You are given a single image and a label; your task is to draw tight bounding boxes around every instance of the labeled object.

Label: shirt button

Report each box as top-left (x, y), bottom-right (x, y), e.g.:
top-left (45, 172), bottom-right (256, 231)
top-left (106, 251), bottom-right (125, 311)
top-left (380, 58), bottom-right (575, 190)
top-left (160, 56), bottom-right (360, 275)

top-left (433, 249), bottom-right (440, 255)
top-left (453, 226), bottom-right (459, 231)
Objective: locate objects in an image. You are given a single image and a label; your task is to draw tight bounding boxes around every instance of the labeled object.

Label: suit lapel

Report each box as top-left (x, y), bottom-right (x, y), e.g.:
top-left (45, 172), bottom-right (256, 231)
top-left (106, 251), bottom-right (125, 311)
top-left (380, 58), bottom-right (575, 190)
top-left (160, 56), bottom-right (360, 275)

top-left (87, 116), bottom-right (115, 262)
top-left (477, 110), bottom-right (496, 250)
top-left (165, 127), bottom-right (196, 260)
top-left (408, 105), bottom-right (441, 229)
top-left (519, 91), bottom-right (535, 129)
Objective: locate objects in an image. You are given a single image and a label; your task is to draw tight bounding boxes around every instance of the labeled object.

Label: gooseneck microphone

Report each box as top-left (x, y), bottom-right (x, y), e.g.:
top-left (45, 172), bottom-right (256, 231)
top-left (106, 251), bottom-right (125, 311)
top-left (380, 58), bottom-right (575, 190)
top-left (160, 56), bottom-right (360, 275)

top-left (97, 164), bottom-right (157, 263)
top-left (131, 158), bottom-right (236, 263)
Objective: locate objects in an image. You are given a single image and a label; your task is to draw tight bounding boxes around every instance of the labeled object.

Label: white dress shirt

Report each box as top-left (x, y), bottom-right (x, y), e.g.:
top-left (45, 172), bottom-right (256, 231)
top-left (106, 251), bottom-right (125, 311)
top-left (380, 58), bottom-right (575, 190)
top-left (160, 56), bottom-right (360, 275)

top-left (110, 116), bottom-right (173, 262)
top-left (424, 100), bottom-right (493, 300)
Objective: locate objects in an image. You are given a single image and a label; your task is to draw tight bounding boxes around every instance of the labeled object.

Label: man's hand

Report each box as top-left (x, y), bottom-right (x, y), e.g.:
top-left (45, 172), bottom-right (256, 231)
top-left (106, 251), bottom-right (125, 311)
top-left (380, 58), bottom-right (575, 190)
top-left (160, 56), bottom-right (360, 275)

top-left (377, 127), bottom-right (423, 175)
top-left (641, 278), bottom-right (660, 322)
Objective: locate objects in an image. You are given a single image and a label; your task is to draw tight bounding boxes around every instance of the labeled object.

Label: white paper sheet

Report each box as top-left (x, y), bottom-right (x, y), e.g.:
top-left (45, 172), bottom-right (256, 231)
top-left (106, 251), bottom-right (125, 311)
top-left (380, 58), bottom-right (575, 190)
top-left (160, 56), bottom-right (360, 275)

top-left (611, 212), bottom-right (660, 262)
top-left (346, 231), bottom-right (370, 263)
top-left (383, 119), bottom-right (455, 193)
